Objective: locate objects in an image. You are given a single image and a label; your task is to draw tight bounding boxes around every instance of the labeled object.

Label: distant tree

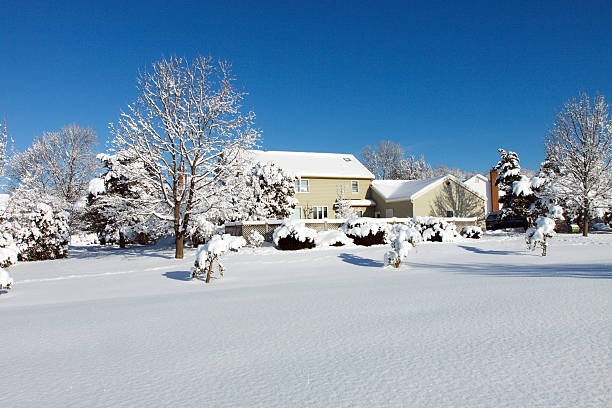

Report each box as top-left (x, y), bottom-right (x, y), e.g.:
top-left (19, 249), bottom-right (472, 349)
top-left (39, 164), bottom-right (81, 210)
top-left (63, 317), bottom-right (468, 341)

top-left (360, 140), bottom-right (404, 179)
top-left (110, 56), bottom-right (260, 258)
top-left (394, 155), bottom-right (434, 180)
top-left (8, 124), bottom-right (98, 205)
top-left (494, 148), bottom-right (533, 225)
top-left (0, 118), bottom-right (11, 181)
top-left (544, 93), bottom-right (612, 236)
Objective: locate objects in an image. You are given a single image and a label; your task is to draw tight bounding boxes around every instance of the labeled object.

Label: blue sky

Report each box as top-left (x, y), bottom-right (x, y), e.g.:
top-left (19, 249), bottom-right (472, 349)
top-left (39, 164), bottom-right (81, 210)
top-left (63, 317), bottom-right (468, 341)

top-left (1, 0), bottom-right (611, 172)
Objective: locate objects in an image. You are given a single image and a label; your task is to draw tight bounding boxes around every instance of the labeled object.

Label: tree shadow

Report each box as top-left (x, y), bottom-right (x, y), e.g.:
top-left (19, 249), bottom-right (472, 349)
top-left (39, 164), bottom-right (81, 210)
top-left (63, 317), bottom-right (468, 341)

top-left (0, 289), bottom-right (9, 295)
top-left (338, 253), bottom-right (384, 268)
top-left (163, 270), bottom-right (192, 281)
top-left (458, 245), bottom-right (524, 256)
top-left (409, 262), bottom-right (612, 279)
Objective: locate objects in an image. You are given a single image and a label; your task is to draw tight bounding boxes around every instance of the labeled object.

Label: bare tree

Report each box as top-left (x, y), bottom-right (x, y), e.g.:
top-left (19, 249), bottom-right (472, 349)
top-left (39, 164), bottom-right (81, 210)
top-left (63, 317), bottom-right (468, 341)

top-left (360, 140), bottom-right (404, 179)
top-left (110, 56), bottom-right (260, 258)
top-left (8, 124), bottom-right (98, 204)
top-left (545, 93), bottom-right (612, 236)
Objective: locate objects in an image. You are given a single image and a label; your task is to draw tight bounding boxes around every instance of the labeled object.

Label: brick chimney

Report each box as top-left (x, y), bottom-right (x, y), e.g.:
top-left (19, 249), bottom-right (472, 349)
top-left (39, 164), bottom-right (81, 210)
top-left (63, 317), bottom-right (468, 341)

top-left (490, 169), bottom-right (499, 212)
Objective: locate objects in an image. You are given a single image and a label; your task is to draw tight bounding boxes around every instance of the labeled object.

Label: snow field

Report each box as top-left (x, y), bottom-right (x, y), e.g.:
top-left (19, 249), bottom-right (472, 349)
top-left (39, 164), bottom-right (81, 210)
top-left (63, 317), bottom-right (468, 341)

top-left (1, 232), bottom-right (611, 407)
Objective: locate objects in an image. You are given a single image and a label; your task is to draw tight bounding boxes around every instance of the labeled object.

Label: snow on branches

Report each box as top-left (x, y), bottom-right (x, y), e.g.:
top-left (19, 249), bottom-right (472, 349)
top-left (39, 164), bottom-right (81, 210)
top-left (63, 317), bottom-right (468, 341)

top-left (191, 234), bottom-right (246, 283)
top-left (384, 223), bottom-right (421, 268)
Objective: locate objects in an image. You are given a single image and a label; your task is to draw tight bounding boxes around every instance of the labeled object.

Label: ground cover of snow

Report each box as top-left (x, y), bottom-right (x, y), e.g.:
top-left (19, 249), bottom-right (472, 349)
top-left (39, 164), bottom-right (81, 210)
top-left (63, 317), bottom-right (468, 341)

top-left (1, 232), bottom-right (611, 407)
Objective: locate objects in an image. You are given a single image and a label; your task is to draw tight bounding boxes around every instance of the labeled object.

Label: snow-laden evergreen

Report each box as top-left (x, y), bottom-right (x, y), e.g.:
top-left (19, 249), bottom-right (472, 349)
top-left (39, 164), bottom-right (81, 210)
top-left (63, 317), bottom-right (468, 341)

top-left (340, 218), bottom-right (390, 246)
top-left (273, 220), bottom-right (316, 250)
top-left (13, 203), bottom-right (70, 261)
top-left (246, 162), bottom-right (298, 220)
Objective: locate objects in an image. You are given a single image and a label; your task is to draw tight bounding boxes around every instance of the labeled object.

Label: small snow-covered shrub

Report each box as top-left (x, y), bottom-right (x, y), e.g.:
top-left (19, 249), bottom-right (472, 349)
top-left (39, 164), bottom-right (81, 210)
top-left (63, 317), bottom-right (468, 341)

top-left (526, 202), bottom-right (563, 256)
top-left (315, 230), bottom-right (353, 247)
top-left (14, 204), bottom-right (70, 261)
top-left (341, 218), bottom-right (389, 246)
top-left (0, 226), bottom-right (19, 268)
top-left (247, 230), bottom-right (265, 247)
top-left (273, 220), bottom-right (316, 250)
top-left (384, 224), bottom-right (420, 268)
top-left (186, 217), bottom-right (217, 247)
top-left (70, 233), bottom-right (100, 246)
top-left (415, 217), bottom-right (457, 242)
top-left (191, 234), bottom-right (246, 283)
top-left (460, 226), bottom-right (482, 239)
top-left (0, 268), bottom-right (14, 290)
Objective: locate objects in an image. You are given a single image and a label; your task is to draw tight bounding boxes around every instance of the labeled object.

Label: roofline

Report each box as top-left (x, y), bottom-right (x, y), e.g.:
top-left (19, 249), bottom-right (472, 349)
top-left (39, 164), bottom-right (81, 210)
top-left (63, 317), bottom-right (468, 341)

top-left (371, 175), bottom-right (486, 203)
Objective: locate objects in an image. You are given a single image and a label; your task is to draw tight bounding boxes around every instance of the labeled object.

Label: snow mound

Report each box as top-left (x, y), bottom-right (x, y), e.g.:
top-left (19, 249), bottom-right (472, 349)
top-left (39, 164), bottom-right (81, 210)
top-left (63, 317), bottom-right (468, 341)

top-left (315, 230), bottom-right (353, 247)
top-left (70, 233), bottom-right (100, 246)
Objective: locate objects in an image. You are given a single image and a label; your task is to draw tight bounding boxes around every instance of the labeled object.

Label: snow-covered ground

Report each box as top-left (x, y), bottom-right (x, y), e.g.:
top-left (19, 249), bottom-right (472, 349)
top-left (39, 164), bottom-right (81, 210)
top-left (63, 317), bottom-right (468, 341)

top-left (1, 232), bottom-right (611, 407)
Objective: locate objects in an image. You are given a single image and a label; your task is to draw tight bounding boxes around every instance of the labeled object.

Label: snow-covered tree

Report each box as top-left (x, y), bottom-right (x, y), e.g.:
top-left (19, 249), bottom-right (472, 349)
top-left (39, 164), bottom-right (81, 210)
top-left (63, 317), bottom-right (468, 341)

top-left (247, 162), bottom-right (297, 220)
top-left (333, 184), bottom-right (353, 218)
top-left (191, 234), bottom-right (246, 283)
top-left (360, 141), bottom-right (404, 180)
top-left (384, 223), bottom-right (420, 268)
top-left (246, 229), bottom-right (264, 247)
top-left (494, 148), bottom-right (532, 225)
top-left (395, 155), bottom-right (434, 180)
top-left (110, 56), bottom-right (260, 258)
top-left (8, 124), bottom-right (98, 205)
top-left (544, 93), bottom-right (612, 236)
top-left (13, 203), bottom-right (70, 261)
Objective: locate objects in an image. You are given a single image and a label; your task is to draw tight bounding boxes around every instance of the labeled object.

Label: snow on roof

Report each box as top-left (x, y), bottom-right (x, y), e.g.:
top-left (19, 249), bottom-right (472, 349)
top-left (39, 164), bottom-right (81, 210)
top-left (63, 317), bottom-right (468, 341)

top-left (372, 175), bottom-right (485, 203)
top-left (247, 150), bottom-right (374, 179)
top-left (464, 173), bottom-right (488, 184)
top-left (349, 199), bottom-right (377, 207)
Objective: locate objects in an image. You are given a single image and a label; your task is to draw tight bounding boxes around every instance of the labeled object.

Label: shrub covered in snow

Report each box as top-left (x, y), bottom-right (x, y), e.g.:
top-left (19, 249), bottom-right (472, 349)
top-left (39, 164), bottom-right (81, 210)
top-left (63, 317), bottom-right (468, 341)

top-left (315, 230), bottom-right (353, 247)
top-left (0, 226), bottom-right (19, 268)
top-left (191, 234), bottom-right (246, 283)
top-left (186, 216), bottom-right (218, 247)
top-left (460, 226), bottom-right (482, 239)
top-left (340, 218), bottom-right (389, 246)
top-left (384, 224), bottom-right (421, 268)
top-left (14, 203), bottom-right (70, 261)
top-left (273, 220), bottom-right (316, 250)
top-left (414, 217), bottom-right (457, 242)
top-left (247, 230), bottom-right (265, 247)
top-left (526, 203), bottom-right (563, 256)
top-left (0, 268), bottom-right (14, 290)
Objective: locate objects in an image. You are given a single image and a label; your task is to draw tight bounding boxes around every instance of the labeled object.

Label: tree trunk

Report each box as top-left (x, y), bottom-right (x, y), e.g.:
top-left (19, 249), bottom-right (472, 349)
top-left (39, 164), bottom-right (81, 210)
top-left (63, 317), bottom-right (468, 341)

top-left (583, 205), bottom-right (589, 237)
top-left (175, 233), bottom-right (184, 259)
top-left (205, 258), bottom-right (214, 283)
top-left (119, 232), bottom-right (126, 249)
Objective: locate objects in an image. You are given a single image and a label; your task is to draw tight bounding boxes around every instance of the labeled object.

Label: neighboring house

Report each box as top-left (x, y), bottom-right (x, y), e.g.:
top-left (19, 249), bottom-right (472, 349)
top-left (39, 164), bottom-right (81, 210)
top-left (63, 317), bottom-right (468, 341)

top-left (248, 150), bottom-right (376, 219)
top-left (463, 171), bottom-right (503, 216)
top-left (371, 175), bottom-right (486, 219)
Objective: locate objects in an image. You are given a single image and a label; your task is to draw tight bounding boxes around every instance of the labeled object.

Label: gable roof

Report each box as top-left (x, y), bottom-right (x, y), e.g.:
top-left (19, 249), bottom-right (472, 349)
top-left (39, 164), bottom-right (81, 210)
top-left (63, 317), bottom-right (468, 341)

top-left (372, 175), bottom-right (485, 203)
top-left (464, 173), bottom-right (488, 184)
top-left (247, 150), bottom-right (375, 179)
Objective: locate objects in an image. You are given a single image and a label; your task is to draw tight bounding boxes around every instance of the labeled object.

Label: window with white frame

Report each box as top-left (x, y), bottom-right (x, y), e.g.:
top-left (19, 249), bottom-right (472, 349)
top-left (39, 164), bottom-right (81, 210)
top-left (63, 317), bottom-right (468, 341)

top-left (294, 179), bottom-right (309, 193)
top-left (313, 206), bottom-right (328, 219)
top-left (351, 180), bottom-right (359, 193)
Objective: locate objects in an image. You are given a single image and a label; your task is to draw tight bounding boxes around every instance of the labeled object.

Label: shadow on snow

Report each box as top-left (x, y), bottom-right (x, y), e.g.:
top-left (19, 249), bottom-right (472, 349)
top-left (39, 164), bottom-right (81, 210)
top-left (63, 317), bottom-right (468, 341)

top-left (458, 245), bottom-right (524, 256)
top-left (338, 253), bottom-right (384, 268)
top-left (163, 270), bottom-right (192, 281)
top-left (68, 245), bottom-right (178, 260)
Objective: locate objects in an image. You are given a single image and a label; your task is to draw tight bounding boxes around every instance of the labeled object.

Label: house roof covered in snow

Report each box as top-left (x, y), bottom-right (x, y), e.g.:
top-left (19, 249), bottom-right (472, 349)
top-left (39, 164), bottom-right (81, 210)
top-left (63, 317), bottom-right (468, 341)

top-left (464, 173), bottom-right (489, 184)
top-left (247, 150), bottom-right (375, 179)
top-left (372, 175), bottom-right (485, 203)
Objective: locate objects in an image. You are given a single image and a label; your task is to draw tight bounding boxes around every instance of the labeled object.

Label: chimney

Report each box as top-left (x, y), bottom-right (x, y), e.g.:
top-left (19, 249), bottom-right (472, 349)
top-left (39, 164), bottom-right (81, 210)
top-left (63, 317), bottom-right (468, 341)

top-left (490, 169), bottom-right (499, 212)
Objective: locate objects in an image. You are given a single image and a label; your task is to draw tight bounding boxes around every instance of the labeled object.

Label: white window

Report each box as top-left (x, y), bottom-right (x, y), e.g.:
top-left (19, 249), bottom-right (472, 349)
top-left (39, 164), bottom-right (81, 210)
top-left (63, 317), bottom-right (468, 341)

top-left (313, 206), bottom-right (328, 219)
top-left (351, 180), bottom-right (359, 193)
top-left (294, 179), bottom-right (309, 193)
top-left (385, 208), bottom-right (394, 218)
top-left (289, 207), bottom-right (302, 219)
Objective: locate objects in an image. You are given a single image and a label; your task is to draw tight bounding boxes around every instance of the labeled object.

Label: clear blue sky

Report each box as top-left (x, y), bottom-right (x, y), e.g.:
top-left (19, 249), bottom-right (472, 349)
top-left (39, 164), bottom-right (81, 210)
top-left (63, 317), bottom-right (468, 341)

top-left (1, 0), bottom-right (611, 172)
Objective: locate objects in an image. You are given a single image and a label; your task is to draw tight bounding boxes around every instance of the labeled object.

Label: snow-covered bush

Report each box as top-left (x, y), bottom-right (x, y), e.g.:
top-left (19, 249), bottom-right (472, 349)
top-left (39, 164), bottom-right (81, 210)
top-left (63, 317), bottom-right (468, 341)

top-left (460, 226), bottom-right (482, 239)
top-left (247, 230), bottom-right (265, 247)
top-left (315, 230), bottom-right (353, 247)
top-left (415, 217), bottom-right (457, 242)
top-left (273, 220), bottom-right (316, 250)
top-left (186, 216), bottom-right (217, 247)
top-left (191, 234), bottom-right (246, 283)
top-left (526, 203), bottom-right (563, 256)
top-left (384, 224), bottom-right (420, 268)
top-left (341, 218), bottom-right (389, 246)
top-left (0, 226), bottom-right (19, 268)
top-left (14, 203), bottom-right (70, 261)
top-left (0, 268), bottom-right (14, 290)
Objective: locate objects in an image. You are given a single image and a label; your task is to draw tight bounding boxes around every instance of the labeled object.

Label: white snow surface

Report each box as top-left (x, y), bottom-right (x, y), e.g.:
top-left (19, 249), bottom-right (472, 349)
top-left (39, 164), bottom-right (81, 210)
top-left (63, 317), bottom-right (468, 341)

top-left (1, 233), bottom-right (612, 407)
top-left (315, 230), bottom-right (353, 247)
top-left (247, 150), bottom-right (375, 179)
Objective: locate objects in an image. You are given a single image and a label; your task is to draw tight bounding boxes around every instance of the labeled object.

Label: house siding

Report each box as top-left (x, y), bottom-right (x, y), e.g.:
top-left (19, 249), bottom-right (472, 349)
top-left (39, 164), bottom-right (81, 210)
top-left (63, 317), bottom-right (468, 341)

top-left (413, 179), bottom-right (485, 219)
top-left (294, 177), bottom-right (373, 219)
top-left (371, 188), bottom-right (414, 218)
